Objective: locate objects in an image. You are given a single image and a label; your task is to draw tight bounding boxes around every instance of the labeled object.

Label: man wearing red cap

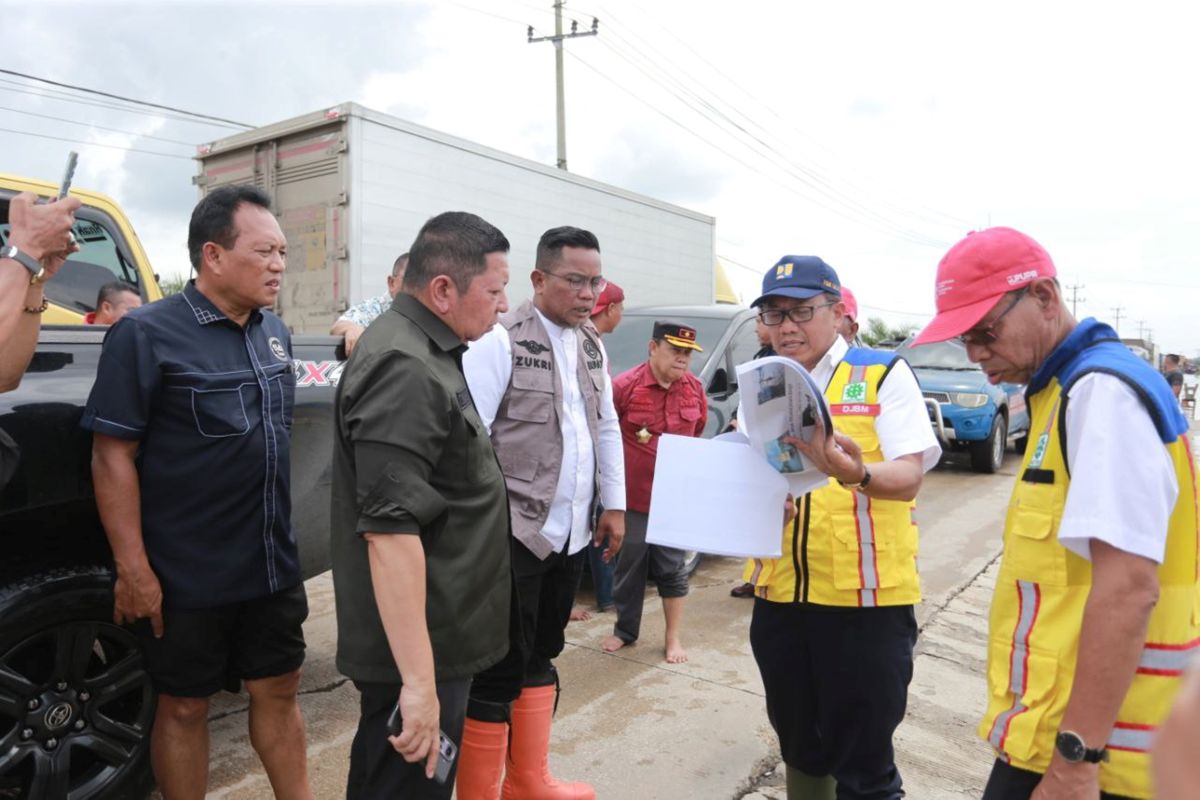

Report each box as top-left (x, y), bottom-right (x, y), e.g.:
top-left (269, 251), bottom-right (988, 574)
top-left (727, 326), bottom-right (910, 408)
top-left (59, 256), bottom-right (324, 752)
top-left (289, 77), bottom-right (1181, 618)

top-left (913, 227), bottom-right (1198, 800)
top-left (589, 281), bottom-right (624, 335)
top-left (838, 286), bottom-right (860, 344)
top-left (742, 255), bottom-right (939, 800)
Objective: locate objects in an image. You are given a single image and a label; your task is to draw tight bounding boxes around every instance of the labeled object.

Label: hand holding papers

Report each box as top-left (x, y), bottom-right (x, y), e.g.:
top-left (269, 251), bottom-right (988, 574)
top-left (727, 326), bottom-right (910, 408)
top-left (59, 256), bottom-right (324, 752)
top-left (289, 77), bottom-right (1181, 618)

top-left (645, 356), bottom-right (842, 559)
top-left (734, 356), bottom-right (835, 496)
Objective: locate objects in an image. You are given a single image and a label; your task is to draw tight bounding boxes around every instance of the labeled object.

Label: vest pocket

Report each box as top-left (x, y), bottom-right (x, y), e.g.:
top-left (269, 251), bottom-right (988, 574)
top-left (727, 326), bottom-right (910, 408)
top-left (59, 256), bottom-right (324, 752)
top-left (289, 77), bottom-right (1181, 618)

top-left (190, 386), bottom-right (251, 437)
top-left (831, 509), bottom-right (900, 591)
top-left (983, 639), bottom-right (1061, 765)
top-left (505, 389), bottom-right (552, 423)
top-left (1005, 484), bottom-right (1068, 585)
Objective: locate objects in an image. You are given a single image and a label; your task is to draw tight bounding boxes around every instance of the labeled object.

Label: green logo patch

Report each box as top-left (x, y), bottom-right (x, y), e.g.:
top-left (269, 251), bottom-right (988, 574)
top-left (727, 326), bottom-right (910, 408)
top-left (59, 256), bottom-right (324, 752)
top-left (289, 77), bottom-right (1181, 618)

top-left (842, 381), bottom-right (868, 402)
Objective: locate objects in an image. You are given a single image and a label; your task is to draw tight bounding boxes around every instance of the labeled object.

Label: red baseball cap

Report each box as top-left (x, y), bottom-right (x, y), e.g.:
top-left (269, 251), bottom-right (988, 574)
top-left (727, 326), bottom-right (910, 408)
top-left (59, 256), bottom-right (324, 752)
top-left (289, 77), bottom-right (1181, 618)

top-left (840, 286), bottom-right (858, 321)
top-left (913, 227), bottom-right (1056, 345)
top-left (591, 281), bottom-right (625, 316)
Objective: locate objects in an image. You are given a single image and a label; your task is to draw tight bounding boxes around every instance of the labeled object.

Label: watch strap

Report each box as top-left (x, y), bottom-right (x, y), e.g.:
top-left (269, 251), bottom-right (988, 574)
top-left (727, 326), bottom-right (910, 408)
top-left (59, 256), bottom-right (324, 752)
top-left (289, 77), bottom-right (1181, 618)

top-left (838, 465), bottom-right (872, 491)
top-left (1, 245), bottom-right (41, 277)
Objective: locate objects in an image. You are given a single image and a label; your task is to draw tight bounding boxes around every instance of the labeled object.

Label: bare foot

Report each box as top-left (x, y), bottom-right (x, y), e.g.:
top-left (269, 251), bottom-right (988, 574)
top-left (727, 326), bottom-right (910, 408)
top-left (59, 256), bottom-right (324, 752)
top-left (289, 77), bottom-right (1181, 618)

top-left (600, 634), bottom-right (629, 652)
top-left (569, 605), bottom-right (592, 622)
top-left (665, 638), bottom-right (688, 664)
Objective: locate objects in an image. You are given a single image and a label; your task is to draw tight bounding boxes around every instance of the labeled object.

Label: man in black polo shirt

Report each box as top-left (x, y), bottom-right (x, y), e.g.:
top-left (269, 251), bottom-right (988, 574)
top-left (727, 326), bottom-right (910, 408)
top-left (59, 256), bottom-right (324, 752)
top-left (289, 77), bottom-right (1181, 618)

top-left (332, 211), bottom-right (514, 798)
top-left (83, 186), bottom-right (312, 799)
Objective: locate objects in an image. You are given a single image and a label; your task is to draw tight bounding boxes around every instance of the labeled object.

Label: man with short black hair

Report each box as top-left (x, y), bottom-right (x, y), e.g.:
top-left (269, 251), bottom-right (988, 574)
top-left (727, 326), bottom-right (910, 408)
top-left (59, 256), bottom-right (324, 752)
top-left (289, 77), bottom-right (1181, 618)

top-left (332, 211), bottom-right (513, 798)
top-left (456, 225), bottom-right (625, 799)
top-left (330, 252), bottom-right (410, 356)
top-left (84, 185), bottom-right (312, 799)
top-left (86, 280), bottom-right (142, 325)
top-left (1162, 353), bottom-right (1184, 399)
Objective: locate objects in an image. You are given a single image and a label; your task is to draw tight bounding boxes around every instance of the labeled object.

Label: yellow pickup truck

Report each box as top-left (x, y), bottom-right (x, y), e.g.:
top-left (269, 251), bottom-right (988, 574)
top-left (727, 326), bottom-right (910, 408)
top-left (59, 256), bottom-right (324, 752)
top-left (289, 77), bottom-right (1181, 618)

top-left (0, 174), bottom-right (164, 323)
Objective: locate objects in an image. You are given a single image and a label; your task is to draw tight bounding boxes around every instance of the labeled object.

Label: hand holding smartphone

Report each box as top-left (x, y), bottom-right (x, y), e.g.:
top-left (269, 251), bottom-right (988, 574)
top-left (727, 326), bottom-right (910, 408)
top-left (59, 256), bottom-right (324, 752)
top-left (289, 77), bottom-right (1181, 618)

top-left (386, 700), bottom-right (458, 785)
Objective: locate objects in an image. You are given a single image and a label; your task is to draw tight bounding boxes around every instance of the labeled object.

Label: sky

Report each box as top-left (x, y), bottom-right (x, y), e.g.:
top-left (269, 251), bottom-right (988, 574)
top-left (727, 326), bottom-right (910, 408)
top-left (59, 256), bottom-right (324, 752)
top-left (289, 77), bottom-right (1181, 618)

top-left (5, 0), bottom-right (1199, 354)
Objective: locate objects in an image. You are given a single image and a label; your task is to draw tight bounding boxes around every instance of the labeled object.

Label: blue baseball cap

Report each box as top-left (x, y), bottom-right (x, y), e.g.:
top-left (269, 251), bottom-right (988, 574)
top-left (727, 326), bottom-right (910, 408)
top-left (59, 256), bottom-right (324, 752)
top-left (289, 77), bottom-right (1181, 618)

top-left (751, 255), bottom-right (842, 307)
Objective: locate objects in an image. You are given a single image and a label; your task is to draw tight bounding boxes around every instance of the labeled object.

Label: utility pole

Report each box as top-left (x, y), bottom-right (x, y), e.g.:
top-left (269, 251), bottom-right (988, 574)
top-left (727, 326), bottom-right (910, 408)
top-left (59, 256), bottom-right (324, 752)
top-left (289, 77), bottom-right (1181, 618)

top-left (1065, 282), bottom-right (1085, 317)
top-left (528, 2), bottom-right (598, 171)
top-left (1110, 306), bottom-right (1125, 336)
top-left (1136, 320), bottom-right (1149, 340)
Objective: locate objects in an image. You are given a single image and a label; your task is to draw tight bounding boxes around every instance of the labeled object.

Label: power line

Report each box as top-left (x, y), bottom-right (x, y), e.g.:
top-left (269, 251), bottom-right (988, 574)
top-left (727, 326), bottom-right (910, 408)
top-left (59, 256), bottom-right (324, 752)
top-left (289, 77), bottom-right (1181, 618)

top-left (577, 9), bottom-right (973, 232)
top-left (0, 127), bottom-right (193, 160)
top-left (0, 80), bottom-right (244, 130)
top-left (0, 68), bottom-right (253, 129)
top-left (571, 47), bottom-right (944, 248)
top-left (0, 105), bottom-right (196, 147)
top-left (576, 22), bottom-right (951, 246)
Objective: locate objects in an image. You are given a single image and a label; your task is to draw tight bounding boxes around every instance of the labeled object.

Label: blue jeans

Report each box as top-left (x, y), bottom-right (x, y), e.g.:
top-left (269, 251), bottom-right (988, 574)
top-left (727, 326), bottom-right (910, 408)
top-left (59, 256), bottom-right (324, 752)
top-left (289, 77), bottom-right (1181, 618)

top-left (587, 537), bottom-right (615, 610)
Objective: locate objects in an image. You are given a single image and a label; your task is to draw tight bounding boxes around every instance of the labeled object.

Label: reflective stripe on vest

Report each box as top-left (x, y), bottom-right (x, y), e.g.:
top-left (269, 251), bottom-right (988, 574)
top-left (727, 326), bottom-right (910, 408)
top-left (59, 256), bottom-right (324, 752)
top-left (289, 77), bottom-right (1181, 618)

top-left (1107, 723), bottom-right (1156, 754)
top-left (847, 364), bottom-right (881, 608)
top-left (987, 580), bottom-right (1041, 752)
top-left (1136, 638), bottom-right (1200, 676)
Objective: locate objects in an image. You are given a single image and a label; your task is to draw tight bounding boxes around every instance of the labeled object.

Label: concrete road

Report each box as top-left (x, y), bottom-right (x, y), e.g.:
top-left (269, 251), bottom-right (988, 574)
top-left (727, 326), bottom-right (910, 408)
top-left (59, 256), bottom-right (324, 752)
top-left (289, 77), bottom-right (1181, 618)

top-left (184, 450), bottom-right (1019, 799)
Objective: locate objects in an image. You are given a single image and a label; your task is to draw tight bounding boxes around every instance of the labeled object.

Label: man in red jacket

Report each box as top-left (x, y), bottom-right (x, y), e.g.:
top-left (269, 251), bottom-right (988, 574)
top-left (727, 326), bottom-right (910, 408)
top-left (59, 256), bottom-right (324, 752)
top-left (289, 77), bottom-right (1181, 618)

top-left (601, 320), bottom-right (707, 663)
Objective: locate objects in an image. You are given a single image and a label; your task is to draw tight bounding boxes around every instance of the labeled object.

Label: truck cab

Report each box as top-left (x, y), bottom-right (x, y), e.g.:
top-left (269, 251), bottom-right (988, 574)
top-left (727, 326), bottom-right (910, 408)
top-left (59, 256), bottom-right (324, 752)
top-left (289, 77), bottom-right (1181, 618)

top-left (1, 175), bottom-right (163, 324)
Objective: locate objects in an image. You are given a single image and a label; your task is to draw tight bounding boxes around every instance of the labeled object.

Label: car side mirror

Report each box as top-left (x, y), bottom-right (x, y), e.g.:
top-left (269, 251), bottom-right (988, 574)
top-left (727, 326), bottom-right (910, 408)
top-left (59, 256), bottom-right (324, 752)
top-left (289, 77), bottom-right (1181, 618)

top-left (708, 367), bottom-right (730, 397)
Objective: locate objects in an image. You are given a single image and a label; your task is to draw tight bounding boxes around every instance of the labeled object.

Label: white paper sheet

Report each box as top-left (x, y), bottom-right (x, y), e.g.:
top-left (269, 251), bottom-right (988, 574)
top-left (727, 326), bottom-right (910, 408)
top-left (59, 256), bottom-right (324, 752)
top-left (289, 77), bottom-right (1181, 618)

top-left (645, 434), bottom-right (788, 558)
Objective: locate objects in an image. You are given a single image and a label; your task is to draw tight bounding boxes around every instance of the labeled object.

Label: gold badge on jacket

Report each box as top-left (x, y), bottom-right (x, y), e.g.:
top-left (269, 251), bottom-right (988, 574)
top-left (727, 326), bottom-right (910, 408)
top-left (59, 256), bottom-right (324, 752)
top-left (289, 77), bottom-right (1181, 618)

top-left (636, 426), bottom-right (652, 444)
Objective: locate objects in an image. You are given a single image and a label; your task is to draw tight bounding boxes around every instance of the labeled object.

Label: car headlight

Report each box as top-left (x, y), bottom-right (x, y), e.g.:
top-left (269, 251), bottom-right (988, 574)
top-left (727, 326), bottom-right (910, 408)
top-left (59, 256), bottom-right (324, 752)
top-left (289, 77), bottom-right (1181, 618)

top-left (950, 392), bottom-right (989, 408)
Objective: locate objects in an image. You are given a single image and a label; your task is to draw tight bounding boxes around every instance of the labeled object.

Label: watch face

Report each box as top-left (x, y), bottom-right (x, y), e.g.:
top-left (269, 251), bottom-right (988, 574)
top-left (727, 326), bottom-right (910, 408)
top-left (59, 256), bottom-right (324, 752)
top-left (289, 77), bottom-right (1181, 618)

top-left (1056, 731), bottom-right (1085, 762)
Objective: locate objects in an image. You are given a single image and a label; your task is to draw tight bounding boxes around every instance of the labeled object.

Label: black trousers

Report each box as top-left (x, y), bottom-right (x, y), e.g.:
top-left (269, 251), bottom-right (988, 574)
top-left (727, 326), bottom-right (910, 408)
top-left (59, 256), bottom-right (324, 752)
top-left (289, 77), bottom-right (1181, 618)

top-left (471, 537), bottom-right (585, 705)
top-left (346, 679), bottom-right (470, 799)
top-left (749, 598), bottom-right (917, 800)
top-left (982, 759), bottom-right (1134, 800)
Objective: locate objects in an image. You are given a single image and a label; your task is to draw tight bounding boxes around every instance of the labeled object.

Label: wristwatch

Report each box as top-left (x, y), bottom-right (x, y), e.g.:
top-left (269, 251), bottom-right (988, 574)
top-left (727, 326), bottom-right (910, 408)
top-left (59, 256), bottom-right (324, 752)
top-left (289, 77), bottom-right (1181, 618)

top-left (1055, 730), bottom-right (1109, 763)
top-left (0, 245), bottom-right (46, 285)
top-left (838, 465), bottom-right (872, 491)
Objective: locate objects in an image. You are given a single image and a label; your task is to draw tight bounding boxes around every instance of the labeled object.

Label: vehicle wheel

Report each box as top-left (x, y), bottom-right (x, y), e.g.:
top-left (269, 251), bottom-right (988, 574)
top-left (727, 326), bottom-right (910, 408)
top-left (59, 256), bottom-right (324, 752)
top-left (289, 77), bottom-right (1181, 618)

top-left (970, 415), bottom-right (1007, 474)
top-left (0, 566), bottom-right (155, 800)
top-left (682, 550), bottom-right (703, 577)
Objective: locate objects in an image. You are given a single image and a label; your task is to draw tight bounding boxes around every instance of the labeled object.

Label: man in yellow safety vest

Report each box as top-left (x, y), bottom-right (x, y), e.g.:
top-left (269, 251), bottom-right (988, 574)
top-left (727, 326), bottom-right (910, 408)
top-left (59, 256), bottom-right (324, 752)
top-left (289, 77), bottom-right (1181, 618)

top-left (913, 227), bottom-right (1199, 800)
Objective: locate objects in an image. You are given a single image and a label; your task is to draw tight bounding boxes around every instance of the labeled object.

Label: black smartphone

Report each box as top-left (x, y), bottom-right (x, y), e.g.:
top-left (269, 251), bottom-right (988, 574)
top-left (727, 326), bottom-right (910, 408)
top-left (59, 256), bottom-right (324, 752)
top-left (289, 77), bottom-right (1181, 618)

top-left (386, 701), bottom-right (458, 785)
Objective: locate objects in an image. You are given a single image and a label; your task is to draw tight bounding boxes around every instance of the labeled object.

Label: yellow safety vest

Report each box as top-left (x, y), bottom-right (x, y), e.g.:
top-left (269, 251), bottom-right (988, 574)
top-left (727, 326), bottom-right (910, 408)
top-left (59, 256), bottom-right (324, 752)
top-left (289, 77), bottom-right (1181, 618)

top-left (980, 375), bottom-right (1200, 798)
top-left (743, 353), bottom-right (922, 607)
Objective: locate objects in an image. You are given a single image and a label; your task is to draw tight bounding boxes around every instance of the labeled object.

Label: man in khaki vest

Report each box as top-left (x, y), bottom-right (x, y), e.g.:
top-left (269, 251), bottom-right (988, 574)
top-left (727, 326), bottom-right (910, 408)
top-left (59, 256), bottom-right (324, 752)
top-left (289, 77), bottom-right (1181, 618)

top-left (456, 226), bottom-right (626, 799)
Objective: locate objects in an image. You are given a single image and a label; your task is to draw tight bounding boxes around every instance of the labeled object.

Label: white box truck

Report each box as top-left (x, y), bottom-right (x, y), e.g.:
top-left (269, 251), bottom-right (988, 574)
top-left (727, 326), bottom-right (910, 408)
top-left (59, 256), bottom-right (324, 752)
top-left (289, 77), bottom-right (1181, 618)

top-left (195, 102), bottom-right (717, 333)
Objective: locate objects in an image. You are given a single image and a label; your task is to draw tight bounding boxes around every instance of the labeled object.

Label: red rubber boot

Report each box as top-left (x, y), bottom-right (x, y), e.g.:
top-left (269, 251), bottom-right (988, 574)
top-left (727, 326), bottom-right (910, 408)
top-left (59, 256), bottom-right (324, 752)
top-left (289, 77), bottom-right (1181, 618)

top-left (500, 684), bottom-right (595, 799)
top-left (456, 717), bottom-right (508, 800)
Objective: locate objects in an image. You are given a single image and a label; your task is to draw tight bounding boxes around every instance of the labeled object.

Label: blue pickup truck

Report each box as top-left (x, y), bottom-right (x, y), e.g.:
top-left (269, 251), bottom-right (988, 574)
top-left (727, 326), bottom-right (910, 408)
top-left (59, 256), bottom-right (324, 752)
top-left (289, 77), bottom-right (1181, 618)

top-left (894, 337), bottom-right (1030, 473)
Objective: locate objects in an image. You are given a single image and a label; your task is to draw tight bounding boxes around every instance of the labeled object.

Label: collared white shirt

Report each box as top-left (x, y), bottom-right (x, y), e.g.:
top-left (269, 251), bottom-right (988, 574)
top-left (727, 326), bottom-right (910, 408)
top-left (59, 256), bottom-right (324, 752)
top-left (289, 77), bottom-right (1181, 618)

top-left (739, 336), bottom-right (941, 471)
top-left (1057, 373), bottom-right (1177, 564)
top-left (464, 309), bottom-right (626, 555)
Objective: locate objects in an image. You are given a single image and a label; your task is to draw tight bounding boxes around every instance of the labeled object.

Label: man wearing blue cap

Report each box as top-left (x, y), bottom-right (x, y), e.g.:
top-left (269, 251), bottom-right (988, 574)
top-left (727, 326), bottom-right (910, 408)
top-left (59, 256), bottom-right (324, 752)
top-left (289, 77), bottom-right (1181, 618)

top-left (741, 256), bottom-right (940, 800)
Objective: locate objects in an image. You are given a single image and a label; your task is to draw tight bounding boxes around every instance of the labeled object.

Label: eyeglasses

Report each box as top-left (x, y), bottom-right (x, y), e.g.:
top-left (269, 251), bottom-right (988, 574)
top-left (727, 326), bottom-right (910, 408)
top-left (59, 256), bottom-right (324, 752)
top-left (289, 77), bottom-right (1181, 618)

top-left (538, 269), bottom-right (607, 294)
top-left (758, 301), bottom-right (836, 326)
top-left (954, 288), bottom-right (1028, 347)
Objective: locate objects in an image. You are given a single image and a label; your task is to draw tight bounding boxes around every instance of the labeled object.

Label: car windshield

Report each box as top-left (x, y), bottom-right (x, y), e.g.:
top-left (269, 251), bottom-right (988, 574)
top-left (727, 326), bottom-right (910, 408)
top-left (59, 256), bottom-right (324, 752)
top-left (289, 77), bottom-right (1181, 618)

top-left (895, 339), bottom-right (979, 371)
top-left (603, 313), bottom-right (730, 377)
